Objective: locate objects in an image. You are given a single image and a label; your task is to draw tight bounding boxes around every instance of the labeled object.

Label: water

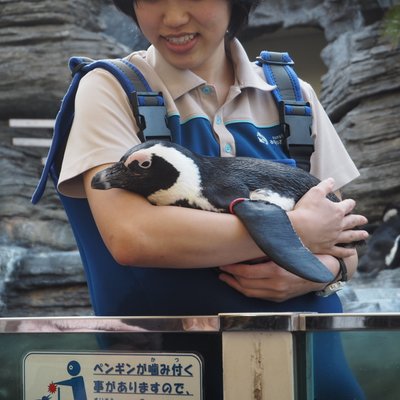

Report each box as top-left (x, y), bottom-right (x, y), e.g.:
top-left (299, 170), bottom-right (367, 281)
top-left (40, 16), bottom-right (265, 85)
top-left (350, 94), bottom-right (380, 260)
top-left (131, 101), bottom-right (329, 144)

top-left (339, 268), bottom-right (400, 312)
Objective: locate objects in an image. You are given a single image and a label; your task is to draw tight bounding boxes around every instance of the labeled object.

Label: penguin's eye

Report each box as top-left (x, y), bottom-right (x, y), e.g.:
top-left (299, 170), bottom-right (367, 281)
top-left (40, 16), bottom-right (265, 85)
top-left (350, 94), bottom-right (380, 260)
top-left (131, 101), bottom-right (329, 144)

top-left (139, 160), bottom-right (152, 169)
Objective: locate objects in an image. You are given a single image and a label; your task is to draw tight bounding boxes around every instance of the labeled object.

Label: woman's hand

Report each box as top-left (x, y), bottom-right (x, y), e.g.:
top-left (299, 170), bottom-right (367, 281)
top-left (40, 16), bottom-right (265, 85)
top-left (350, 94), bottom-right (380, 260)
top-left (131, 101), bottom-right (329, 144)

top-left (288, 178), bottom-right (368, 259)
top-left (218, 254), bottom-right (347, 302)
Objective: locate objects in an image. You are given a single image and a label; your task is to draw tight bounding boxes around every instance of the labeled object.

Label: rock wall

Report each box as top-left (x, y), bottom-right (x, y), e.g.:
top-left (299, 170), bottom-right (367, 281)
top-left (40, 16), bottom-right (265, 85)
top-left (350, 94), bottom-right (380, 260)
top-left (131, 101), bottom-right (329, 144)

top-left (323, 22), bottom-right (400, 220)
top-left (0, 0), bottom-right (147, 119)
top-left (246, 0), bottom-right (400, 220)
top-left (0, 0), bottom-right (399, 316)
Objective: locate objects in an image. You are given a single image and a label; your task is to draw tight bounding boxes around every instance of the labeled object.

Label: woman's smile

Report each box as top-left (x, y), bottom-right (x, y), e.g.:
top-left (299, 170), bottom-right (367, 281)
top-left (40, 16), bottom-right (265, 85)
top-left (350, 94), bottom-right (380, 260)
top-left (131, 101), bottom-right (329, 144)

top-left (134, 0), bottom-right (231, 76)
top-left (163, 33), bottom-right (199, 54)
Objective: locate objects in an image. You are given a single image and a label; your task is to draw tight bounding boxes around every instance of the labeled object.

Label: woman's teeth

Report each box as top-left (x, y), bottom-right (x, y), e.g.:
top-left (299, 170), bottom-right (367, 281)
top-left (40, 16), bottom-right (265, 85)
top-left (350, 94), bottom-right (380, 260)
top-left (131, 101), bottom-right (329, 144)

top-left (166, 34), bottom-right (195, 45)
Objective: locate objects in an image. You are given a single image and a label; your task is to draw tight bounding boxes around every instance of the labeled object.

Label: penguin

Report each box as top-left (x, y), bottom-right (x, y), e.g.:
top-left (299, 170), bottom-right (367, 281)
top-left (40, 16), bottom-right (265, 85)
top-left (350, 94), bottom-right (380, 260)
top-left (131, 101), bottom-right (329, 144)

top-left (91, 140), bottom-right (342, 283)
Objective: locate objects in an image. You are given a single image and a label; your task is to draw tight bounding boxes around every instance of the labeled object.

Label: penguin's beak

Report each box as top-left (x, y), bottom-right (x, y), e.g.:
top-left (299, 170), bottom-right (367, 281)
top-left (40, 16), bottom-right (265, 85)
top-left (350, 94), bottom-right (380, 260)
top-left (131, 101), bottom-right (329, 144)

top-left (91, 162), bottom-right (128, 190)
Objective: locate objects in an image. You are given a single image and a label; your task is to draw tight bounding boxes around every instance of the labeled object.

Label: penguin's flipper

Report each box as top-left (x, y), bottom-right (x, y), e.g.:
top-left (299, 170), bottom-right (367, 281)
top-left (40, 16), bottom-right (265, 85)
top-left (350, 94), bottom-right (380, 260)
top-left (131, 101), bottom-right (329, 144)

top-left (231, 199), bottom-right (335, 283)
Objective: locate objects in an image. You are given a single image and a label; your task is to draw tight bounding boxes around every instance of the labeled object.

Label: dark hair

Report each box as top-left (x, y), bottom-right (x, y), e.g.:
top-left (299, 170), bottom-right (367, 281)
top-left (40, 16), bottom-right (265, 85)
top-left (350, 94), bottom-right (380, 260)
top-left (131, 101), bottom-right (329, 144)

top-left (112, 0), bottom-right (261, 40)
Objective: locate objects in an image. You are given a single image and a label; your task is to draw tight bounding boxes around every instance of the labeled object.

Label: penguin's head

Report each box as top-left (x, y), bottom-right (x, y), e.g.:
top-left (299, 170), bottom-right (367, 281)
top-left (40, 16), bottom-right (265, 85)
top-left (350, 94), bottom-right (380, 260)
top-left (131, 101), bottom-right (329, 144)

top-left (91, 141), bottom-right (203, 203)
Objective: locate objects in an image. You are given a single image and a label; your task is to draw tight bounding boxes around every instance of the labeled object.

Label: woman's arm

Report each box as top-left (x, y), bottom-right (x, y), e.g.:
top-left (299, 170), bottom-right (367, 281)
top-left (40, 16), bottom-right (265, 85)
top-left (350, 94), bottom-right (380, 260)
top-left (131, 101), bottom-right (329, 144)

top-left (84, 165), bottom-right (367, 272)
top-left (84, 164), bottom-right (265, 268)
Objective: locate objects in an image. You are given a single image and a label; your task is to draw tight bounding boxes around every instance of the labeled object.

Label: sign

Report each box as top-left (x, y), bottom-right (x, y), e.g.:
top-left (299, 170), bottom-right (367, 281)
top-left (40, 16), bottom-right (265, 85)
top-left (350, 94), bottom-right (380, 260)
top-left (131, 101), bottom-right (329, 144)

top-left (23, 351), bottom-right (203, 400)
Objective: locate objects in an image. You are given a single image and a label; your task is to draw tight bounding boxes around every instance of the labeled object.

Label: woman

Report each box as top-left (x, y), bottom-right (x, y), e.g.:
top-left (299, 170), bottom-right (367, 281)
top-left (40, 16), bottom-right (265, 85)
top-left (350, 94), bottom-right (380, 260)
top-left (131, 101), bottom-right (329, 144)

top-left (58, 0), bottom-right (368, 397)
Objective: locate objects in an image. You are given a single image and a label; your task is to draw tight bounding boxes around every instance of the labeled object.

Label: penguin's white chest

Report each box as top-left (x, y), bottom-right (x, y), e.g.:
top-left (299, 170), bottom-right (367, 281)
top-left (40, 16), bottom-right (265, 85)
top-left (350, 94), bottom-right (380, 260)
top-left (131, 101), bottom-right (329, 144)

top-left (147, 146), bottom-right (221, 212)
top-left (148, 180), bottom-right (220, 212)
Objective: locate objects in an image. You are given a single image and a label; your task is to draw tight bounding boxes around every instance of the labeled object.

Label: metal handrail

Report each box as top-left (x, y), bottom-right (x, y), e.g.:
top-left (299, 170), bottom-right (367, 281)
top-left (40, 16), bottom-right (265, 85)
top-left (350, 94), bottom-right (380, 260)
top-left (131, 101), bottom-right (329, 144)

top-left (299, 312), bottom-right (400, 331)
top-left (0, 315), bottom-right (220, 334)
top-left (2, 313), bottom-right (400, 334)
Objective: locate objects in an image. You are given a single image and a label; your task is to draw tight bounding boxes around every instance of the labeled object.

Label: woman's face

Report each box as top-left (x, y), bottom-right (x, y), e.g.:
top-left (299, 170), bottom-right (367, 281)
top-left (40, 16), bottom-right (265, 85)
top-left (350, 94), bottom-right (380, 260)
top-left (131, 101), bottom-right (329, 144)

top-left (134, 0), bottom-right (231, 76)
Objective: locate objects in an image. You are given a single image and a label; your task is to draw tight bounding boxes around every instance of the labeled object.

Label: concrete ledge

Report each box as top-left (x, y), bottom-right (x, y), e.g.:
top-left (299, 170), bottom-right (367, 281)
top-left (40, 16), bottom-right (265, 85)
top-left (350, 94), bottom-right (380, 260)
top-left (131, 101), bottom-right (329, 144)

top-left (12, 138), bottom-right (52, 147)
top-left (9, 119), bottom-right (54, 128)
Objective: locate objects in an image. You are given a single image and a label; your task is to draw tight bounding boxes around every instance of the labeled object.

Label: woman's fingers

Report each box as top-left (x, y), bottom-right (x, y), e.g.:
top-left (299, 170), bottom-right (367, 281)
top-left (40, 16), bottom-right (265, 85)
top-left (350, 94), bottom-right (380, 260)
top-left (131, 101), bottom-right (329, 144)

top-left (339, 198), bottom-right (357, 216)
top-left (289, 178), bottom-right (368, 256)
top-left (343, 212), bottom-right (368, 227)
top-left (218, 260), bottom-right (325, 302)
top-left (315, 177), bottom-right (335, 195)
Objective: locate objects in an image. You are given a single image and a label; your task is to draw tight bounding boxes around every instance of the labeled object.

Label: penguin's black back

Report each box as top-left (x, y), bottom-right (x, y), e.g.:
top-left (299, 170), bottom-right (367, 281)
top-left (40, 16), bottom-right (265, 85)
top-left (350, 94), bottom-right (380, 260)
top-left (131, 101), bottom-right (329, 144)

top-left (192, 154), bottom-right (330, 210)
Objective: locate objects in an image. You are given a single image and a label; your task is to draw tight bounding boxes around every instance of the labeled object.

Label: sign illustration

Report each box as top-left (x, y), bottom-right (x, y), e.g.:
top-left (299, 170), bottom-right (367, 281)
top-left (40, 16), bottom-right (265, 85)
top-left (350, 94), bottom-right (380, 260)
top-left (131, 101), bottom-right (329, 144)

top-left (24, 352), bottom-right (203, 400)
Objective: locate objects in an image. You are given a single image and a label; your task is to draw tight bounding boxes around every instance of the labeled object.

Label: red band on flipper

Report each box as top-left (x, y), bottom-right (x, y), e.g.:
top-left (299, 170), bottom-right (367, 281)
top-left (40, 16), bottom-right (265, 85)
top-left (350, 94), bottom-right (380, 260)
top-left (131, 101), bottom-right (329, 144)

top-left (229, 198), bottom-right (248, 215)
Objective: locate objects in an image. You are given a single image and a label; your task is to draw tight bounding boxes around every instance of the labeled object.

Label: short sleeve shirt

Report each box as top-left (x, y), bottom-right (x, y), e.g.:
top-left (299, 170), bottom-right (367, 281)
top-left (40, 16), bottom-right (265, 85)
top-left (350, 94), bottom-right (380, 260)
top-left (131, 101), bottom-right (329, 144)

top-left (58, 39), bottom-right (359, 197)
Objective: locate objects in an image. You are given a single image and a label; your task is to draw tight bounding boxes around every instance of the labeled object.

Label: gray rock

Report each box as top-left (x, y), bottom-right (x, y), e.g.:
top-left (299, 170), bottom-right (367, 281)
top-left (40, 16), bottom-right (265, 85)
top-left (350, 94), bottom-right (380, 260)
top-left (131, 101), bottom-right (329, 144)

top-left (1, 250), bottom-right (91, 316)
top-left (0, 0), bottom-right (131, 119)
top-left (11, 250), bottom-right (85, 289)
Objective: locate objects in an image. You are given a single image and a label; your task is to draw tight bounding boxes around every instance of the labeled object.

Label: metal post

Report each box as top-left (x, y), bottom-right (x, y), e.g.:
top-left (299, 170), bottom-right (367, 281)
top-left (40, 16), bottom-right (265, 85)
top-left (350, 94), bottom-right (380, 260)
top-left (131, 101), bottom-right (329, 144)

top-left (220, 313), bottom-right (299, 400)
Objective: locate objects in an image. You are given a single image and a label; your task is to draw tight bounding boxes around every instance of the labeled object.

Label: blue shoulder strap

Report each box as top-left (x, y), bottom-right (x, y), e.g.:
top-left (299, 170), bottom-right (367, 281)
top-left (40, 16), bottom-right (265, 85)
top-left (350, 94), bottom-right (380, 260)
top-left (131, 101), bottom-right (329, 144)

top-left (31, 57), bottom-right (171, 204)
top-left (257, 51), bottom-right (314, 172)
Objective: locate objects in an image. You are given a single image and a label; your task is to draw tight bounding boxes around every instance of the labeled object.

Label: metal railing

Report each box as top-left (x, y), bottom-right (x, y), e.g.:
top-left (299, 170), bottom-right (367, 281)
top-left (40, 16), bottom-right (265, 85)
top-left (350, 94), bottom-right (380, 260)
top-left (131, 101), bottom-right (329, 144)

top-left (1, 313), bottom-right (400, 399)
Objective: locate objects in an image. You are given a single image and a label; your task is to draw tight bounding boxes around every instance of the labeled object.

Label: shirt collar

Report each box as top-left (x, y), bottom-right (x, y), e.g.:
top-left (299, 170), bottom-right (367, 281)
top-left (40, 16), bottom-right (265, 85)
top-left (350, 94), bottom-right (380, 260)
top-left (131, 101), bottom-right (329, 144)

top-left (229, 39), bottom-right (275, 92)
top-left (146, 45), bottom-right (205, 100)
top-left (145, 38), bottom-right (275, 100)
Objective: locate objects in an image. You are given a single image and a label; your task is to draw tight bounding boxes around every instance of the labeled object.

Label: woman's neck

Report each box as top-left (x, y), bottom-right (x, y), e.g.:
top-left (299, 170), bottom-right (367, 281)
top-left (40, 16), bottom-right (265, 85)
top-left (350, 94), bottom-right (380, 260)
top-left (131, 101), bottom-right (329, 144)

top-left (192, 41), bottom-right (235, 106)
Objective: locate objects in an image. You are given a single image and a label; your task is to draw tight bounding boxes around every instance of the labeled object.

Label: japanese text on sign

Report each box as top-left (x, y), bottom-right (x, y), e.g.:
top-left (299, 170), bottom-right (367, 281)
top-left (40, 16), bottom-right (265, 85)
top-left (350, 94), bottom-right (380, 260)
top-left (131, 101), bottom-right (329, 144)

top-left (24, 352), bottom-right (203, 400)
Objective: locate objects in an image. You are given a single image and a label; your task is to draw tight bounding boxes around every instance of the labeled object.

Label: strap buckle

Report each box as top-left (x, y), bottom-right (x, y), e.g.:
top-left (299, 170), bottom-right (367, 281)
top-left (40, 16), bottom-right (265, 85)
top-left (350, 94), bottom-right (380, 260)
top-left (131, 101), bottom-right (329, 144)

top-left (131, 91), bottom-right (172, 142)
top-left (278, 100), bottom-right (314, 148)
